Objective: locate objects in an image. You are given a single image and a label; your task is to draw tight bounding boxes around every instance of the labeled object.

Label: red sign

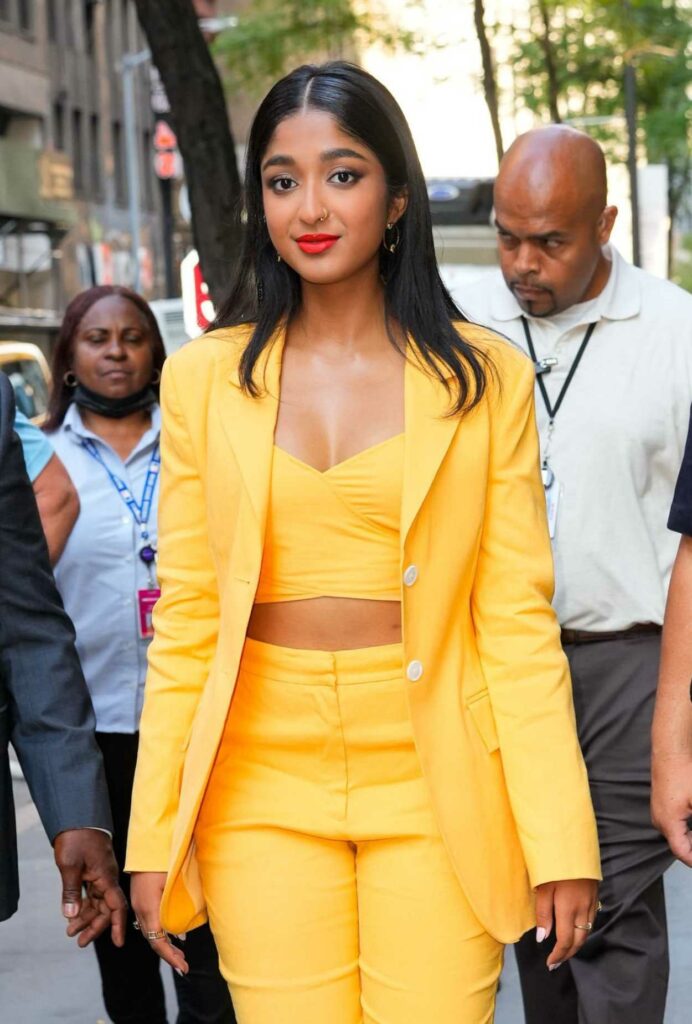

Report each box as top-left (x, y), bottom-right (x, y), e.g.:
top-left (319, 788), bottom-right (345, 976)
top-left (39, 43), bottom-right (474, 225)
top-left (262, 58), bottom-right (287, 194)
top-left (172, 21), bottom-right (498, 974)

top-left (181, 249), bottom-right (215, 337)
top-left (154, 120), bottom-right (177, 151)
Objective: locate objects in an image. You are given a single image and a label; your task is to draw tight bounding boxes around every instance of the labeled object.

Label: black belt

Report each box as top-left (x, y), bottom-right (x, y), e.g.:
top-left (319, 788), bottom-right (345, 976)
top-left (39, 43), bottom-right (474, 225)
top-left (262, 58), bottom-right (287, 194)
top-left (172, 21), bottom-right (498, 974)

top-left (560, 622), bottom-right (662, 646)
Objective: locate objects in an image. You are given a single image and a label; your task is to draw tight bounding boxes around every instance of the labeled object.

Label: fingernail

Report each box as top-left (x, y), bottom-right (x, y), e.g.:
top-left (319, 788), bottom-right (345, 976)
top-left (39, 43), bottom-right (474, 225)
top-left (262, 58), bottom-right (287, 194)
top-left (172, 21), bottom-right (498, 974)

top-left (63, 903), bottom-right (78, 917)
top-left (548, 962), bottom-right (563, 972)
top-left (536, 926), bottom-right (548, 943)
top-left (175, 968), bottom-right (185, 977)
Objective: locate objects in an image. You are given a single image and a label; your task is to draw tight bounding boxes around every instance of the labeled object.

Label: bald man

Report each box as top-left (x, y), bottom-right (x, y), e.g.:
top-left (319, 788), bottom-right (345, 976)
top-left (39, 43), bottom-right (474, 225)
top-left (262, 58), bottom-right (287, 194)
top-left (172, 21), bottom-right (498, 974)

top-left (456, 126), bottom-right (692, 1024)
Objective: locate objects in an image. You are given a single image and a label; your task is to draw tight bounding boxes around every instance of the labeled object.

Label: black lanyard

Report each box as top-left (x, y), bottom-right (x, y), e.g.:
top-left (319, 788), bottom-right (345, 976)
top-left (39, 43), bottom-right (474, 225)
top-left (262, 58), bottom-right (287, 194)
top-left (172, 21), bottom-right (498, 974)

top-left (521, 317), bottom-right (597, 421)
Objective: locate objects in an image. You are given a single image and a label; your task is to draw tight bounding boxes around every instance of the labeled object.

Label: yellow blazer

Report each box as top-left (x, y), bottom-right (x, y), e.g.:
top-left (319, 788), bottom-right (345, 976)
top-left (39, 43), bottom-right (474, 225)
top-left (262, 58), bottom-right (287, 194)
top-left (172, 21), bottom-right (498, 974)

top-left (126, 322), bottom-right (600, 943)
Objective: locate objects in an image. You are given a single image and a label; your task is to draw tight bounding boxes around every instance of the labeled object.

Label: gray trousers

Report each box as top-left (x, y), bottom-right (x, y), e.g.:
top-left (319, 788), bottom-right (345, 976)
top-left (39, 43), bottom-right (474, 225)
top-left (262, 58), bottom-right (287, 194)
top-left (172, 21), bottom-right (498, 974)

top-left (515, 633), bottom-right (674, 1024)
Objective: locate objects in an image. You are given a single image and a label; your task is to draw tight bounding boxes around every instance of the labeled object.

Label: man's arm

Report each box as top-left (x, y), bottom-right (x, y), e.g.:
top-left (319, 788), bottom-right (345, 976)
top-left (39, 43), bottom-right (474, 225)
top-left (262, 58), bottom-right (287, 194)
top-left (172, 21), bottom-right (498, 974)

top-left (651, 405), bottom-right (692, 866)
top-left (31, 454), bottom-right (80, 565)
top-left (0, 377), bottom-right (125, 941)
top-left (651, 535), bottom-right (692, 866)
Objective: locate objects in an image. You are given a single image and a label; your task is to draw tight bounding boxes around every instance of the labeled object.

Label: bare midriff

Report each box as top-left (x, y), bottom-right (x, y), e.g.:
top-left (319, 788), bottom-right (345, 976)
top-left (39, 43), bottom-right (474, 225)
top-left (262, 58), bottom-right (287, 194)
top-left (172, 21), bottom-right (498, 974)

top-left (246, 597), bottom-right (402, 651)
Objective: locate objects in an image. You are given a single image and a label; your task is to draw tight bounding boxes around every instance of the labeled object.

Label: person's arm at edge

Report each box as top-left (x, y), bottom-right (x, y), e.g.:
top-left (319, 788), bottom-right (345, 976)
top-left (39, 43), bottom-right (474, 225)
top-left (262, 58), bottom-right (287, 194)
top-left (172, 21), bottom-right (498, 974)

top-left (32, 453), bottom-right (80, 565)
top-left (651, 534), bottom-right (692, 866)
top-left (0, 383), bottom-right (125, 943)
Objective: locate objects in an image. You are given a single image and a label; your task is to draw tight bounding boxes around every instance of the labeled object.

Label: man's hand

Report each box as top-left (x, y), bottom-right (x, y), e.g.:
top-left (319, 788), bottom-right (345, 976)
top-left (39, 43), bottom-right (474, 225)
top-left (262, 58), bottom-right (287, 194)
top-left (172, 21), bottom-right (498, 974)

top-left (651, 753), bottom-right (692, 866)
top-left (53, 829), bottom-right (127, 947)
top-left (534, 878), bottom-right (600, 970)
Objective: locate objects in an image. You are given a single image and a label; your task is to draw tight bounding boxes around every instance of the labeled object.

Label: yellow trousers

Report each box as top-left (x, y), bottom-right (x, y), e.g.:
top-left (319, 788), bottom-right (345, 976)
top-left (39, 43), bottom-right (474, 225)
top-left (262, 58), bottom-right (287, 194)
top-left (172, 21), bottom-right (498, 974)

top-left (195, 639), bottom-right (503, 1023)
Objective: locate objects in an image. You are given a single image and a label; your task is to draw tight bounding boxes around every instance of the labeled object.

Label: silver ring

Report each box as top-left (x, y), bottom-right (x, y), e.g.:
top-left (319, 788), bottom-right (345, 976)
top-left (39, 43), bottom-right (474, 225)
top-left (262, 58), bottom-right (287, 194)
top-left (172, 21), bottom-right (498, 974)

top-left (574, 921), bottom-right (593, 932)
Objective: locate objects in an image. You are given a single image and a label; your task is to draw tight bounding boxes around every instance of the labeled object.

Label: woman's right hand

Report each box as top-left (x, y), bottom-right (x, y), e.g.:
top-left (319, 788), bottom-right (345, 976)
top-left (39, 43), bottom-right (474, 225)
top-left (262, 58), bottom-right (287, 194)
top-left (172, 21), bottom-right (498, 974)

top-left (130, 872), bottom-right (189, 975)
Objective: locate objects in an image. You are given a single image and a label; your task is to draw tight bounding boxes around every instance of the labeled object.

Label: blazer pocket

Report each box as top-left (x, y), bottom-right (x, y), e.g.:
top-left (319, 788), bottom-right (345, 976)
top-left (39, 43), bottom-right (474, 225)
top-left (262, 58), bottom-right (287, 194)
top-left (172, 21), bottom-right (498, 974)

top-left (466, 690), bottom-right (500, 754)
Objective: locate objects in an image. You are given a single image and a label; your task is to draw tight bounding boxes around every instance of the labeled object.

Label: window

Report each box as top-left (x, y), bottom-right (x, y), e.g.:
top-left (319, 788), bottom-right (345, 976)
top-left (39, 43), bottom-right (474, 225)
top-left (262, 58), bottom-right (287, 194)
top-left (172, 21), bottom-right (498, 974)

top-left (64, 0), bottom-right (74, 48)
top-left (46, 0), bottom-right (57, 41)
top-left (120, 0), bottom-right (129, 53)
top-left (72, 109), bottom-right (83, 194)
top-left (0, 1), bottom-right (10, 23)
top-left (89, 114), bottom-right (101, 197)
top-left (84, 0), bottom-right (95, 53)
top-left (112, 120), bottom-right (125, 205)
top-left (17, 0), bottom-right (32, 32)
top-left (53, 100), bottom-right (65, 151)
top-left (142, 129), bottom-right (153, 209)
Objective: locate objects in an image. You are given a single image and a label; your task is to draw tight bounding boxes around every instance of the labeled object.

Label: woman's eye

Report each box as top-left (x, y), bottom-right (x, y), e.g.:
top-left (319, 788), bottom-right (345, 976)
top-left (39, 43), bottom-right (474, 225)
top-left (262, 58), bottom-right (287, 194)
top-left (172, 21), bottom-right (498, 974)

top-left (330, 170), bottom-right (359, 185)
top-left (271, 176), bottom-right (296, 192)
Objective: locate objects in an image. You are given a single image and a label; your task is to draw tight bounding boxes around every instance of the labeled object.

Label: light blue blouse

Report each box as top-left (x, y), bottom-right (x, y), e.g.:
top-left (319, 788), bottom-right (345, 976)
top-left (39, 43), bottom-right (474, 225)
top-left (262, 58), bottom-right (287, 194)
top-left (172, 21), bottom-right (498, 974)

top-left (49, 403), bottom-right (161, 734)
top-left (14, 410), bottom-right (54, 482)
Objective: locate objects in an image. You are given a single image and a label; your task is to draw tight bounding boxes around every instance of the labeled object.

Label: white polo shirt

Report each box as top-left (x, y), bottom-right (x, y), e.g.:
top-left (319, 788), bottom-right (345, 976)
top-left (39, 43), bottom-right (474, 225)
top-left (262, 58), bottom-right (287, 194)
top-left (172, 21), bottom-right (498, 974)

top-left (455, 246), bottom-right (692, 630)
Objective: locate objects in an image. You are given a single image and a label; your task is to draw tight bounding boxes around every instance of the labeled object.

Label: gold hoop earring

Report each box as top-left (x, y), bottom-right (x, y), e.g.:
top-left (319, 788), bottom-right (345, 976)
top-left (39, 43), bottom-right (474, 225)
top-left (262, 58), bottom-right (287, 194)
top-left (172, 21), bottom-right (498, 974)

top-left (151, 368), bottom-right (161, 385)
top-left (63, 370), bottom-right (78, 387)
top-left (383, 222), bottom-right (400, 254)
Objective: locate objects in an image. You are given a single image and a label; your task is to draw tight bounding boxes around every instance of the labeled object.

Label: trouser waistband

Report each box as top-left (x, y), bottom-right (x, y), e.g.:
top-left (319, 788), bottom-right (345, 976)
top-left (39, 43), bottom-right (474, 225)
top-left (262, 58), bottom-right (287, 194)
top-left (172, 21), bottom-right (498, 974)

top-left (560, 622), bottom-right (662, 646)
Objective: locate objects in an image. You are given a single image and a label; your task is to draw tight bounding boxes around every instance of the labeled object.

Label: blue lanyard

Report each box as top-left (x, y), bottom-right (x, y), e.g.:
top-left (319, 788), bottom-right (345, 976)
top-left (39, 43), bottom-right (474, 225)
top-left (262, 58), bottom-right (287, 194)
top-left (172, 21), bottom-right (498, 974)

top-left (81, 438), bottom-right (161, 541)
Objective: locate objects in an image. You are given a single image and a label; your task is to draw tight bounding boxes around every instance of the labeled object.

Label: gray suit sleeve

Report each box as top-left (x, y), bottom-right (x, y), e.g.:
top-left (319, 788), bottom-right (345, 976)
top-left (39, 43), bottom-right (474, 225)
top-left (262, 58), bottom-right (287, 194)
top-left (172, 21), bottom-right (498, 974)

top-left (0, 376), bottom-right (112, 841)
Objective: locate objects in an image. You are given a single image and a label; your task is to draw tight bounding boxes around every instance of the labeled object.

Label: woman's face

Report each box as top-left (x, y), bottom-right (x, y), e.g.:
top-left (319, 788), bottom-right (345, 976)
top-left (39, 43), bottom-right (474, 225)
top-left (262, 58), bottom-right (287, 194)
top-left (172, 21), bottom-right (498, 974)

top-left (70, 295), bottom-right (155, 398)
top-left (260, 109), bottom-right (406, 286)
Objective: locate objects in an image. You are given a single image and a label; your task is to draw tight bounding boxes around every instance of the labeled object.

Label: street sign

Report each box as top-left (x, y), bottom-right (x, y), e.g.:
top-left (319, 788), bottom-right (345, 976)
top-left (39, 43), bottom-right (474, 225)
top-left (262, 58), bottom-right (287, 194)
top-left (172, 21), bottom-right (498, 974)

top-left (154, 150), bottom-right (183, 180)
top-left (154, 120), bottom-right (177, 152)
top-left (181, 249), bottom-right (215, 338)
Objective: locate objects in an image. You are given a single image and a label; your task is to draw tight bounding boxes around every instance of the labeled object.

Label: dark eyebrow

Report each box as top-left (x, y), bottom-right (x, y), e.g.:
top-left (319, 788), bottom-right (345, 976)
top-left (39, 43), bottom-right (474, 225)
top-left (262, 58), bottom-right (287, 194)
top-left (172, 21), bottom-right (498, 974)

top-left (494, 218), bottom-right (566, 242)
top-left (320, 147), bottom-right (368, 163)
top-left (261, 154), bottom-right (295, 171)
top-left (262, 147), bottom-right (369, 173)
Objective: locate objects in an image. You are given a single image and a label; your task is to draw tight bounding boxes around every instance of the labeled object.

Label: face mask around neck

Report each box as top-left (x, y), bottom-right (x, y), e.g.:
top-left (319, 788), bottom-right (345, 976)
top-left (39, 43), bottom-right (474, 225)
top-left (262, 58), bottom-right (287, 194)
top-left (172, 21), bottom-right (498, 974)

top-left (72, 381), bottom-right (157, 419)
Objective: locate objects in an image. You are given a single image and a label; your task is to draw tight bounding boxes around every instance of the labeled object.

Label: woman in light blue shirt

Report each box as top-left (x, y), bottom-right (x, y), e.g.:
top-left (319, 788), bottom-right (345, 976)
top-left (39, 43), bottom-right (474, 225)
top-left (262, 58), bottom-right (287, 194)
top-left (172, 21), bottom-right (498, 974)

top-left (45, 286), bottom-right (235, 1024)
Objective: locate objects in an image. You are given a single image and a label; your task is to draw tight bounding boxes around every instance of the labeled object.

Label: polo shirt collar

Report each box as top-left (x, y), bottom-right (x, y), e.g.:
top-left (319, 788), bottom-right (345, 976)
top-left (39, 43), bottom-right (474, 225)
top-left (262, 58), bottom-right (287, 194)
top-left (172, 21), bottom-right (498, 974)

top-left (489, 244), bottom-right (642, 324)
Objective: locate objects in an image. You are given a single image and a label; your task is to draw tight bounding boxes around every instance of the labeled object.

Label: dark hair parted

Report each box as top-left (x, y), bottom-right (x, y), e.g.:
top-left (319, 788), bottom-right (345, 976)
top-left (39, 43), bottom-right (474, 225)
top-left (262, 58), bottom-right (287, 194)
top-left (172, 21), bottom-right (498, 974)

top-left (44, 285), bottom-right (166, 430)
top-left (209, 61), bottom-right (492, 414)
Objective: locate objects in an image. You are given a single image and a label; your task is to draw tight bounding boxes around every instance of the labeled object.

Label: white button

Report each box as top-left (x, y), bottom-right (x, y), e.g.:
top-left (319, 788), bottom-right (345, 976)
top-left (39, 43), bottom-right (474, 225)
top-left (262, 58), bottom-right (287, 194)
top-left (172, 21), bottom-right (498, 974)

top-left (403, 565), bottom-right (418, 587)
top-left (406, 660), bottom-right (423, 682)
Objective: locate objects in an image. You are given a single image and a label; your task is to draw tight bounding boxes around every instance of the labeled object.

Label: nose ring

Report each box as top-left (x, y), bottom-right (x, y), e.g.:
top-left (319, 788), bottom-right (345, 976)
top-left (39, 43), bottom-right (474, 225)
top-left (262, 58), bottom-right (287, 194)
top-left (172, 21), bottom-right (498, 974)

top-left (318, 208), bottom-right (329, 223)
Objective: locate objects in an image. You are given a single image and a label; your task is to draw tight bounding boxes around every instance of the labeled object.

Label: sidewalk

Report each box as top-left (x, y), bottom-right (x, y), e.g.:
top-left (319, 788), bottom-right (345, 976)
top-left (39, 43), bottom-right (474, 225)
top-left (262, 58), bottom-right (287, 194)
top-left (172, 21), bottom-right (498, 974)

top-left (0, 778), bottom-right (690, 1022)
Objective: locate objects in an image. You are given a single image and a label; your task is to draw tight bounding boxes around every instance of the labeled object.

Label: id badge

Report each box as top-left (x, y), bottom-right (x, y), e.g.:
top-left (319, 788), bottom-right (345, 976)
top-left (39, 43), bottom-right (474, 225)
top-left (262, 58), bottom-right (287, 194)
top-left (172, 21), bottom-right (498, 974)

top-left (137, 588), bottom-right (161, 639)
top-left (545, 477), bottom-right (560, 540)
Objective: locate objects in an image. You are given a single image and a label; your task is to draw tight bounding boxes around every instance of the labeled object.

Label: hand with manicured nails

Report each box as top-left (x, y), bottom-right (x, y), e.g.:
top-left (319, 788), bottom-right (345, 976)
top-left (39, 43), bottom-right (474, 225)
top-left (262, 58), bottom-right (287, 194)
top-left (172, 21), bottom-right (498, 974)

top-left (130, 872), bottom-right (189, 976)
top-left (53, 829), bottom-right (127, 947)
top-left (534, 878), bottom-right (600, 970)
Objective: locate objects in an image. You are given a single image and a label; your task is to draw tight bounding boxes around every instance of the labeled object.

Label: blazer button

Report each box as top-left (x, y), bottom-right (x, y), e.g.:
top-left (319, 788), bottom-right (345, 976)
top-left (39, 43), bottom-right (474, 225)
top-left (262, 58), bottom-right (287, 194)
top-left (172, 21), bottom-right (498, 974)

top-left (406, 660), bottom-right (423, 682)
top-left (403, 564), bottom-right (418, 587)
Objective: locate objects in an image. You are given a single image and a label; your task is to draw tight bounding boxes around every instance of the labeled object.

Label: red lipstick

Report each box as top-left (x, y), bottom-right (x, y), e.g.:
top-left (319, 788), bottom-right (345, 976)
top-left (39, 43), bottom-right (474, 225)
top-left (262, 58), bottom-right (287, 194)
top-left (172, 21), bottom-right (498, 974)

top-left (296, 233), bottom-right (339, 254)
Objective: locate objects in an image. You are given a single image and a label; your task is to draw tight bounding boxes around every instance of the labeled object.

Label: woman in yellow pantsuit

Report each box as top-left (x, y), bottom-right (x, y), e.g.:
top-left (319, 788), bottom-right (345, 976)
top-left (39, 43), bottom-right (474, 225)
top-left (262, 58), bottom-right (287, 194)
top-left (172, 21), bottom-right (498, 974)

top-left (127, 63), bottom-right (601, 1023)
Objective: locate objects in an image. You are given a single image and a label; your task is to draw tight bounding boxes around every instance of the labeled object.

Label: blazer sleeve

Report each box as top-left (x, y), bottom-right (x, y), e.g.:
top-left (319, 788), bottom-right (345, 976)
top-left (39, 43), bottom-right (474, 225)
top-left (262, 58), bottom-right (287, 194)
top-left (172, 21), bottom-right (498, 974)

top-left (470, 354), bottom-right (601, 887)
top-left (0, 377), bottom-right (112, 841)
top-left (126, 359), bottom-right (220, 871)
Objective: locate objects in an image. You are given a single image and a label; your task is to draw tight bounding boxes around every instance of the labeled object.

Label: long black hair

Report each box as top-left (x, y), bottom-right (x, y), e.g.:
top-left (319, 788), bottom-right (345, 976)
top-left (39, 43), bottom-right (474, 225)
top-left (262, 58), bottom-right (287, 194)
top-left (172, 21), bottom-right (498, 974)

top-left (210, 61), bottom-right (492, 413)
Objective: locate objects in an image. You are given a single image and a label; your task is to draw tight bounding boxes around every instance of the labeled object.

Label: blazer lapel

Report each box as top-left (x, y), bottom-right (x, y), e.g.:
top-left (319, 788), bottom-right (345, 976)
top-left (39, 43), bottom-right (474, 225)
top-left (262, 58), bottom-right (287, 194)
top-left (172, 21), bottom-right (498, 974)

top-left (402, 354), bottom-right (461, 546)
top-left (215, 327), bottom-right (284, 549)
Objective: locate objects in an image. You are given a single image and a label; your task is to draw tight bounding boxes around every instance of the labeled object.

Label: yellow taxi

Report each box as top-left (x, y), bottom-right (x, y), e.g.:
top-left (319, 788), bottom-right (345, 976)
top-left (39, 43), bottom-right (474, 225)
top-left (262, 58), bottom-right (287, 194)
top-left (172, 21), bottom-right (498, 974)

top-left (0, 342), bottom-right (51, 424)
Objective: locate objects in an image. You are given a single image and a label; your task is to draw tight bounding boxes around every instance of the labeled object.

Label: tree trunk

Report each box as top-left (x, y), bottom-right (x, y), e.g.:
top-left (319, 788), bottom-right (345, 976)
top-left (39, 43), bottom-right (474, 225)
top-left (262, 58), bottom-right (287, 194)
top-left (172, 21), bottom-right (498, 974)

top-left (537, 0), bottom-right (562, 123)
top-left (473, 0), bottom-right (504, 165)
top-left (133, 0), bottom-right (243, 304)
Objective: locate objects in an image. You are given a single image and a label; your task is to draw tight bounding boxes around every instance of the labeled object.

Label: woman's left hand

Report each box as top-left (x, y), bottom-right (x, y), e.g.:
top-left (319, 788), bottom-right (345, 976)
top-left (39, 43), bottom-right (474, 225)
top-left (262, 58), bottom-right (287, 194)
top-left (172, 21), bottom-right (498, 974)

top-left (534, 878), bottom-right (600, 970)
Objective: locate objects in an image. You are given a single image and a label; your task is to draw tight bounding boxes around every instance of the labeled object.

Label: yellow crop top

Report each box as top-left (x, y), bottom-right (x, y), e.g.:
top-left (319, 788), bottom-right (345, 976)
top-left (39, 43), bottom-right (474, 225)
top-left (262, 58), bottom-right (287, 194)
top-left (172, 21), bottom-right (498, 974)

top-left (255, 434), bottom-right (404, 603)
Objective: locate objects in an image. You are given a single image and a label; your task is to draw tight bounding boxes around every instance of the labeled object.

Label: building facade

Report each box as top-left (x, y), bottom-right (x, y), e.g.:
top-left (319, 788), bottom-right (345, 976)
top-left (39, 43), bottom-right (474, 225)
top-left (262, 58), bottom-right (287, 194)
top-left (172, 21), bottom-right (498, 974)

top-left (0, 0), bottom-right (164, 346)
